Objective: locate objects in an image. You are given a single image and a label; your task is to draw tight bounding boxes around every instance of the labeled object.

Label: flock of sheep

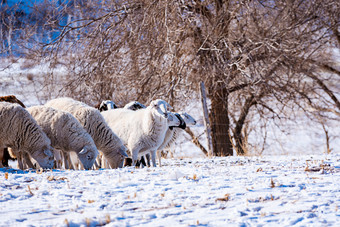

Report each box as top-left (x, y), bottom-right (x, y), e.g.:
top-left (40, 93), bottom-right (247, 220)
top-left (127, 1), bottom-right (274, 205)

top-left (0, 95), bottom-right (196, 170)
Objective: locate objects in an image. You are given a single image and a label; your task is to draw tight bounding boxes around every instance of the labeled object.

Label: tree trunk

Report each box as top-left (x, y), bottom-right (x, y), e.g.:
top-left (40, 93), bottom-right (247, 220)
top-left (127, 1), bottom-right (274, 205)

top-left (234, 94), bottom-right (256, 155)
top-left (209, 90), bottom-right (233, 156)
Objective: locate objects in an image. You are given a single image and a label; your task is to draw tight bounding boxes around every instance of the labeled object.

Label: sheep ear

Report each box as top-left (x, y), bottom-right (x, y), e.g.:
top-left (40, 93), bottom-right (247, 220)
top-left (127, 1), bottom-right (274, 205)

top-left (79, 147), bottom-right (87, 155)
top-left (119, 147), bottom-right (129, 157)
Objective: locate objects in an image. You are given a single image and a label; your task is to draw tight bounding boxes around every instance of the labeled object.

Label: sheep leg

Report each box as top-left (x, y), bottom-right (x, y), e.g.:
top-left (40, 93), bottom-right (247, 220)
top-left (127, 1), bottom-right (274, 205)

top-left (104, 158), bottom-right (110, 168)
top-left (53, 149), bottom-right (62, 169)
top-left (101, 155), bottom-right (107, 168)
top-left (23, 152), bottom-right (35, 169)
top-left (94, 160), bottom-right (100, 169)
top-left (95, 153), bottom-right (102, 168)
top-left (137, 156), bottom-right (147, 168)
top-left (131, 150), bottom-right (139, 167)
top-left (69, 152), bottom-right (79, 170)
top-left (150, 150), bottom-right (157, 167)
top-left (17, 152), bottom-right (24, 170)
top-left (156, 150), bottom-right (162, 167)
top-left (63, 152), bottom-right (73, 169)
top-left (67, 156), bottom-right (75, 170)
top-left (145, 154), bottom-right (151, 167)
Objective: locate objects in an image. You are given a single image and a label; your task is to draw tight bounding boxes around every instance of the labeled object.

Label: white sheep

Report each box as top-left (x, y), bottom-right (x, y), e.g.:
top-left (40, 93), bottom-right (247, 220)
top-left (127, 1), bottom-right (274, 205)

top-left (0, 102), bottom-right (55, 170)
top-left (97, 100), bottom-right (148, 167)
top-left (101, 99), bottom-right (175, 167)
top-left (134, 111), bottom-right (182, 167)
top-left (45, 97), bottom-right (128, 169)
top-left (27, 105), bottom-right (99, 170)
top-left (156, 112), bottom-right (197, 166)
top-left (0, 95), bottom-right (26, 167)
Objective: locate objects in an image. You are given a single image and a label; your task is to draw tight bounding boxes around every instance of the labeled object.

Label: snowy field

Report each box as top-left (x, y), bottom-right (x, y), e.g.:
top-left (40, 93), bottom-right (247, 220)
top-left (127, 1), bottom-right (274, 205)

top-left (1, 154), bottom-right (340, 226)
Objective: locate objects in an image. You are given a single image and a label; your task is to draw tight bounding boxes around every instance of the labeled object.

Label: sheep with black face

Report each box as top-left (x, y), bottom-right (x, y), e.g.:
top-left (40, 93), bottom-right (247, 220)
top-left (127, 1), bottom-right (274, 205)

top-left (102, 99), bottom-right (174, 167)
top-left (156, 112), bottom-right (197, 166)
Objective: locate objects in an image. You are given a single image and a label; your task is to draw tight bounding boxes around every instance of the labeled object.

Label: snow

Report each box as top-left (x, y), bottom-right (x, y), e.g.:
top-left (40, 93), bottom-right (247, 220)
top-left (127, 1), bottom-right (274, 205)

top-left (1, 154), bottom-right (340, 226)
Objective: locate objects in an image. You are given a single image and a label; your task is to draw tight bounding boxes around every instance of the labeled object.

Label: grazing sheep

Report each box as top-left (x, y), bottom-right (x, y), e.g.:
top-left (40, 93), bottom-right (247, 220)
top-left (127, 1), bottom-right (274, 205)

top-left (95, 100), bottom-right (118, 112)
top-left (0, 102), bottom-right (54, 170)
top-left (101, 99), bottom-right (174, 167)
top-left (27, 105), bottom-right (99, 170)
top-left (156, 112), bottom-right (197, 166)
top-left (123, 101), bottom-right (146, 111)
top-left (95, 100), bottom-right (146, 167)
top-left (45, 97), bottom-right (128, 168)
top-left (0, 95), bottom-right (25, 167)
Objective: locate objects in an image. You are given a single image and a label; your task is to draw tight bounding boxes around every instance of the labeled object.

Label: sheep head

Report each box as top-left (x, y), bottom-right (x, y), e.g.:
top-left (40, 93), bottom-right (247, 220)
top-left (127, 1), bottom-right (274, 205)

top-left (78, 146), bottom-right (99, 170)
top-left (178, 112), bottom-right (197, 126)
top-left (31, 145), bottom-right (55, 169)
top-left (149, 99), bottom-right (172, 118)
top-left (108, 145), bottom-right (128, 168)
top-left (99, 100), bottom-right (117, 112)
top-left (124, 101), bottom-right (146, 111)
top-left (167, 112), bottom-right (181, 128)
top-left (175, 113), bottom-right (187, 129)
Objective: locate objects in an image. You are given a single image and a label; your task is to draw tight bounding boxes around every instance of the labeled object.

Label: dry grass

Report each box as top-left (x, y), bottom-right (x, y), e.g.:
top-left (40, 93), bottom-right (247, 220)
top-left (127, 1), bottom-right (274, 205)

top-left (216, 193), bottom-right (230, 202)
top-left (270, 178), bottom-right (275, 188)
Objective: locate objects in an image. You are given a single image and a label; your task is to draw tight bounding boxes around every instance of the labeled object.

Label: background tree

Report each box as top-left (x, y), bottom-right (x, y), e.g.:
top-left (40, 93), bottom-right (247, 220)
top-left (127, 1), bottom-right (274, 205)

top-left (1, 0), bottom-right (339, 156)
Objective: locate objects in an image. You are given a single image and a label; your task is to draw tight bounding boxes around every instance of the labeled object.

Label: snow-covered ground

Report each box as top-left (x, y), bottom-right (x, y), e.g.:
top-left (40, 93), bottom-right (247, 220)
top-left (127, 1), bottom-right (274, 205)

top-left (1, 154), bottom-right (340, 226)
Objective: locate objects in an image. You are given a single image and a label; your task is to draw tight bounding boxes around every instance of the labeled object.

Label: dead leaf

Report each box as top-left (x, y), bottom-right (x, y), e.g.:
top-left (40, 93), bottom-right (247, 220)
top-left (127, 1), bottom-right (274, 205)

top-left (216, 193), bottom-right (230, 202)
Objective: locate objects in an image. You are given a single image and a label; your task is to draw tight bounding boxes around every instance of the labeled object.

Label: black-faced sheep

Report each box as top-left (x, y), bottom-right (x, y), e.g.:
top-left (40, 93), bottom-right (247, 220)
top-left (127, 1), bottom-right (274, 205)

top-left (156, 112), bottom-right (197, 166)
top-left (123, 101), bottom-right (146, 111)
top-left (95, 100), bottom-right (118, 112)
top-left (101, 99), bottom-right (176, 167)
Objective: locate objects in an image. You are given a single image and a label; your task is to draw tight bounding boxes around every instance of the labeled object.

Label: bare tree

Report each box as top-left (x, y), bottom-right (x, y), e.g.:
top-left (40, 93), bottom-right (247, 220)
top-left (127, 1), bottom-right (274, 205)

top-left (6, 0), bottom-right (339, 156)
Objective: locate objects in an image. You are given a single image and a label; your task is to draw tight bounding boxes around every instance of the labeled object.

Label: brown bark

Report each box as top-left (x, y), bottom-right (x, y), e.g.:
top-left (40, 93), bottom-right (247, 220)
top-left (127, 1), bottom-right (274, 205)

top-left (209, 90), bottom-right (233, 156)
top-left (234, 94), bottom-right (256, 155)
